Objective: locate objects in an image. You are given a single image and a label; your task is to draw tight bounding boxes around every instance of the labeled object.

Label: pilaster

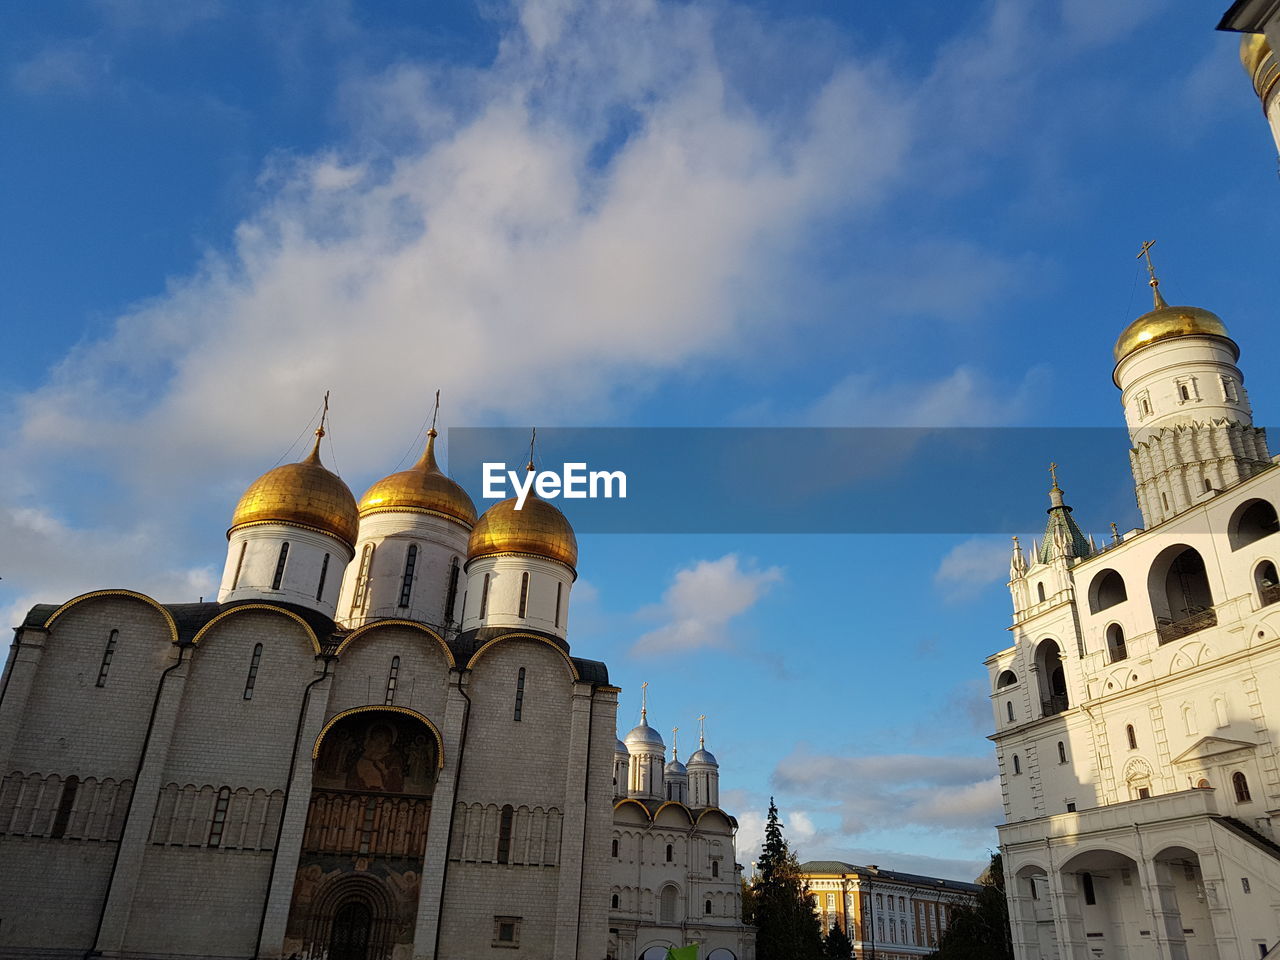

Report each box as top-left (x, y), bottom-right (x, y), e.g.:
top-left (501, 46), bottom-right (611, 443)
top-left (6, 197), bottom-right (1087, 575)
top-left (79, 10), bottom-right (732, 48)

top-left (0, 628), bottom-right (47, 770)
top-left (553, 682), bottom-right (596, 958)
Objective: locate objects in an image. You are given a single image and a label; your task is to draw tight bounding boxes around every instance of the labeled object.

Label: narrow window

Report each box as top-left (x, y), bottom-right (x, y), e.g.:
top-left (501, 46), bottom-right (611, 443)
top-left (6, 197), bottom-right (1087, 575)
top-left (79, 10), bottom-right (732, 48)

top-left (271, 541), bottom-right (290, 590)
top-left (1204, 478), bottom-right (1213, 492)
top-left (497, 804), bottom-right (514, 864)
top-left (351, 543), bottom-right (375, 614)
top-left (1058, 741), bottom-right (1067, 764)
top-left (1234, 771), bottom-right (1252, 803)
top-left (1037, 582), bottom-right (1046, 602)
top-left (208, 787), bottom-right (231, 847)
top-left (316, 552), bottom-right (330, 601)
top-left (554, 582), bottom-right (563, 628)
top-left (243, 643), bottom-right (263, 700)
top-left (231, 540), bottom-right (247, 590)
top-left (712, 860), bottom-right (719, 878)
top-left (1081, 872), bottom-right (1096, 905)
top-left (479, 573), bottom-right (491, 618)
top-left (1180, 384), bottom-right (1191, 401)
top-left (612, 894), bottom-right (620, 909)
top-left (1126, 724), bottom-right (1137, 750)
top-left (611, 838), bottom-right (619, 857)
top-left (444, 557), bottom-right (460, 622)
top-left (49, 776), bottom-right (80, 839)
top-left (513, 667), bottom-right (526, 721)
top-left (96, 629), bottom-right (119, 687)
top-left (1137, 787), bottom-right (1151, 799)
top-left (1162, 492), bottom-right (1170, 511)
top-left (1242, 877), bottom-right (1251, 893)
top-left (1006, 701), bottom-right (1014, 722)
top-left (1141, 397), bottom-right (1151, 417)
top-left (1012, 755), bottom-right (1021, 775)
top-left (399, 544), bottom-right (418, 608)
top-left (518, 571), bottom-right (530, 618)
top-left (1066, 802), bottom-right (1076, 813)
top-left (705, 899), bottom-right (712, 915)
top-left (385, 656), bottom-right (400, 705)
top-left (666, 843), bottom-right (673, 862)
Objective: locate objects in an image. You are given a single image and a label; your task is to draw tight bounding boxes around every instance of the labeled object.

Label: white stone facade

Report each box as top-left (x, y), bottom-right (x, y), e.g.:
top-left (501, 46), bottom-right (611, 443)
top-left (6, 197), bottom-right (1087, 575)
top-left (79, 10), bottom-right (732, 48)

top-left (989, 291), bottom-right (1280, 959)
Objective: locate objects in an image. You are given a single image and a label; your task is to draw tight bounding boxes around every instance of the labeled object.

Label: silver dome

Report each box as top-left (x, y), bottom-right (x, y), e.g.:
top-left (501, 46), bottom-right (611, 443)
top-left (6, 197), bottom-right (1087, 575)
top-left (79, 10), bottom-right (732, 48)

top-left (687, 748), bottom-right (718, 766)
top-left (624, 722), bottom-right (665, 750)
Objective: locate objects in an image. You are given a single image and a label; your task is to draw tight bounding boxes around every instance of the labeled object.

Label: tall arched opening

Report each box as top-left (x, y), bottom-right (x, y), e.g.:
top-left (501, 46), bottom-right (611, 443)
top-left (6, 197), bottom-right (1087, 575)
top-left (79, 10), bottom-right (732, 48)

top-left (1035, 640), bottom-right (1068, 716)
top-left (1148, 545), bottom-right (1216, 643)
top-left (283, 708), bottom-right (440, 960)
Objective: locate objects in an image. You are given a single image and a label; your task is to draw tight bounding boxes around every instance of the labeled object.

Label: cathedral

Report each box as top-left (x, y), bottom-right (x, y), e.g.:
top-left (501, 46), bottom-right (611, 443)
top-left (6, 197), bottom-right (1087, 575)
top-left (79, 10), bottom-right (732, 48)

top-left (0, 417), bottom-right (753, 960)
top-left (988, 258), bottom-right (1280, 959)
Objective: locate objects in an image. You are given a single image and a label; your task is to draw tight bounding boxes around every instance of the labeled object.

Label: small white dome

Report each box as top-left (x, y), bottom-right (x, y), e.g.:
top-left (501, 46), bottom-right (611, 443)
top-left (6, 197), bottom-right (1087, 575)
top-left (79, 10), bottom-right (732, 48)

top-left (665, 759), bottom-right (688, 777)
top-left (625, 722), bottom-right (665, 751)
top-left (615, 738), bottom-right (629, 757)
top-left (688, 748), bottom-right (718, 767)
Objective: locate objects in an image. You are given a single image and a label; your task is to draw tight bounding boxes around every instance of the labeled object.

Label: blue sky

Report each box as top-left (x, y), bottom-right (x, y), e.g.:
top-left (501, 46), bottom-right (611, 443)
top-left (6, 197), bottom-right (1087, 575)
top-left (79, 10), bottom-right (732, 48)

top-left (3, 0), bottom-right (1279, 880)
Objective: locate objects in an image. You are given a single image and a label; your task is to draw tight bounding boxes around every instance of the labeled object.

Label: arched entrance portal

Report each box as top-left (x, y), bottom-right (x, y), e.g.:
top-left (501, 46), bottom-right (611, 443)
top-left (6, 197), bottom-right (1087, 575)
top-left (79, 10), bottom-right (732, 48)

top-left (283, 708), bottom-right (440, 960)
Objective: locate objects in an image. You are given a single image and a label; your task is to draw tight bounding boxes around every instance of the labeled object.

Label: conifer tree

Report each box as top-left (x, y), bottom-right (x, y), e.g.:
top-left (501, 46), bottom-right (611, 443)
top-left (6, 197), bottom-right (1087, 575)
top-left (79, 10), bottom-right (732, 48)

top-left (823, 918), bottom-right (853, 958)
top-left (931, 852), bottom-right (1014, 960)
top-left (746, 798), bottom-right (826, 960)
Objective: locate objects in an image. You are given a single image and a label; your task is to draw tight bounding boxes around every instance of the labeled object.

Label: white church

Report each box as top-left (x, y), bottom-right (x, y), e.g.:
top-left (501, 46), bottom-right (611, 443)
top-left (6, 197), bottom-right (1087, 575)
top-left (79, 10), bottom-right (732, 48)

top-left (0, 417), bottom-right (753, 960)
top-left (988, 254), bottom-right (1280, 960)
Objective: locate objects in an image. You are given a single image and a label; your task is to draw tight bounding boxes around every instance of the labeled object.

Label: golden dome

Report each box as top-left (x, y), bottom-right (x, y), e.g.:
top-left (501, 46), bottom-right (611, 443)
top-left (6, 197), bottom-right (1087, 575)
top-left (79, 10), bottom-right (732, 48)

top-left (1113, 298), bottom-right (1234, 365)
top-left (358, 431), bottom-right (477, 526)
top-left (468, 488), bottom-right (578, 572)
top-left (230, 435), bottom-right (359, 547)
top-left (1241, 32), bottom-right (1272, 82)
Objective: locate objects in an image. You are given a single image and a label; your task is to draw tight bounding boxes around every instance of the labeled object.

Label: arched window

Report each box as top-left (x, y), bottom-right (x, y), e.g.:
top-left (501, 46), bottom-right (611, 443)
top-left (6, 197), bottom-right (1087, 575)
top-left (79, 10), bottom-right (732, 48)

top-left (554, 581), bottom-right (563, 628)
top-left (479, 573), bottom-right (491, 618)
top-left (1012, 755), bottom-right (1021, 775)
top-left (1037, 582), bottom-right (1046, 602)
top-left (208, 787), bottom-right (231, 847)
top-left (514, 667), bottom-right (526, 721)
top-left (611, 838), bottom-right (619, 857)
top-left (712, 860), bottom-right (719, 878)
top-left (316, 552), bottom-right (330, 601)
top-left (50, 776), bottom-right (80, 839)
top-left (271, 541), bottom-right (290, 590)
top-left (1162, 491), bottom-right (1170, 512)
top-left (497, 804), bottom-right (514, 863)
top-left (666, 843), bottom-right (674, 862)
top-left (244, 643), bottom-right (263, 699)
top-left (1141, 397), bottom-right (1151, 417)
top-left (1057, 741), bottom-right (1067, 764)
top-left (705, 899), bottom-right (712, 915)
top-left (1196, 778), bottom-right (1211, 789)
top-left (1204, 477), bottom-right (1213, 492)
top-left (1036, 639), bottom-right (1068, 715)
top-left (231, 541), bottom-right (247, 590)
top-left (1180, 383), bottom-right (1191, 401)
top-left (1149, 544), bottom-right (1215, 643)
top-left (1231, 500), bottom-right (1280, 550)
top-left (996, 670), bottom-right (1018, 689)
top-left (1006, 701), bottom-right (1015, 723)
top-left (351, 543), bottom-right (375, 614)
top-left (1088, 569), bottom-right (1127, 613)
top-left (96, 629), bottom-right (119, 687)
top-left (1126, 724), bottom-right (1138, 750)
top-left (612, 893), bottom-right (620, 909)
top-left (1255, 560), bottom-right (1279, 607)
top-left (1106, 623), bottom-right (1127, 663)
top-left (444, 557), bottom-right (461, 622)
top-left (385, 656), bottom-right (400, 705)
top-left (518, 571), bottom-right (530, 618)
top-left (1234, 771), bottom-right (1252, 803)
top-left (399, 544), bottom-right (418, 608)
top-left (659, 885), bottom-right (678, 924)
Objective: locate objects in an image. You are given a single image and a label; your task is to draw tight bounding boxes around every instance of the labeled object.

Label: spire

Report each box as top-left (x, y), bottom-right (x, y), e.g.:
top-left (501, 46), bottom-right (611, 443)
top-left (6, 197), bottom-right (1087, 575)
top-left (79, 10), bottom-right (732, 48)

top-left (1111, 521), bottom-right (1121, 544)
top-left (412, 390), bottom-right (443, 472)
top-left (1039, 463), bottom-right (1092, 563)
top-left (1009, 536), bottom-right (1027, 579)
top-left (304, 391), bottom-right (330, 465)
top-left (1137, 239), bottom-right (1168, 310)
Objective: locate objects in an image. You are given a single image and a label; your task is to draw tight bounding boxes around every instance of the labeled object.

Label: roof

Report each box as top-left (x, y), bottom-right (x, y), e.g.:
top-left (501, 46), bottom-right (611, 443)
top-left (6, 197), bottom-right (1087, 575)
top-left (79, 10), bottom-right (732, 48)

top-left (1217, 0), bottom-right (1280, 32)
top-left (798, 860), bottom-right (983, 893)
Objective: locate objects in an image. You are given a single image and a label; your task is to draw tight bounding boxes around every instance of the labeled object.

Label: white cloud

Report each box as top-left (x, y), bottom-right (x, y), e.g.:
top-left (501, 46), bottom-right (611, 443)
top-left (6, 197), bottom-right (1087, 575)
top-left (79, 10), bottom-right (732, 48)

top-left (11, 43), bottom-right (107, 96)
top-left (630, 554), bottom-right (782, 656)
top-left (933, 536), bottom-right (1012, 601)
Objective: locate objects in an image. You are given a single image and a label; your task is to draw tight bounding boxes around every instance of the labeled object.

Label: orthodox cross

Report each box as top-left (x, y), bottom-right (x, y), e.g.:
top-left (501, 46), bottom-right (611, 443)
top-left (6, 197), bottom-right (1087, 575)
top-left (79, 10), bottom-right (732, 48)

top-left (527, 427), bottom-right (537, 473)
top-left (698, 714), bottom-right (707, 747)
top-left (429, 389), bottom-right (440, 436)
top-left (1049, 461), bottom-right (1059, 488)
top-left (672, 727), bottom-right (679, 761)
top-left (1137, 239), bottom-right (1158, 282)
top-left (317, 390), bottom-right (330, 439)
top-left (640, 681), bottom-right (648, 722)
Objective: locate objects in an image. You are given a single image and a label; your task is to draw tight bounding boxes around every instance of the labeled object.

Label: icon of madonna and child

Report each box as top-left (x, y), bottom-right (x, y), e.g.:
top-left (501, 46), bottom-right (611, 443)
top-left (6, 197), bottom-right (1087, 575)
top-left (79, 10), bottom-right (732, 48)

top-left (315, 713), bottom-right (438, 797)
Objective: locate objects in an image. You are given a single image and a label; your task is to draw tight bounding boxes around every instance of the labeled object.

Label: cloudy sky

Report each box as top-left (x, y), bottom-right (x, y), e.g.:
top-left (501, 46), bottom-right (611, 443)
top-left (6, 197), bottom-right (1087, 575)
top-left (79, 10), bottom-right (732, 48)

top-left (3, 0), bottom-right (1279, 880)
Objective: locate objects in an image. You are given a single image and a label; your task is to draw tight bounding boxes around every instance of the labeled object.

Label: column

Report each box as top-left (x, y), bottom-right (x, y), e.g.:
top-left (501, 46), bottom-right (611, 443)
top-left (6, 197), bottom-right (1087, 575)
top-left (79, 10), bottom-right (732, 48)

top-left (1137, 856), bottom-right (1181, 960)
top-left (94, 648), bottom-right (189, 954)
top-left (553, 682), bottom-right (597, 958)
top-left (1046, 860), bottom-right (1088, 960)
top-left (256, 666), bottom-right (333, 958)
top-left (412, 673), bottom-right (470, 959)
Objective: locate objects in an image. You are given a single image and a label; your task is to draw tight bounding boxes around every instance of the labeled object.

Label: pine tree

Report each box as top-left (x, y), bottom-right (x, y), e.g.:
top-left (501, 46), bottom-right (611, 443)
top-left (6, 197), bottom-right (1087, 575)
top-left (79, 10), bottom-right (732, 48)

top-left (931, 852), bottom-right (1014, 960)
top-left (747, 798), bottom-right (826, 960)
top-left (823, 918), bottom-right (854, 958)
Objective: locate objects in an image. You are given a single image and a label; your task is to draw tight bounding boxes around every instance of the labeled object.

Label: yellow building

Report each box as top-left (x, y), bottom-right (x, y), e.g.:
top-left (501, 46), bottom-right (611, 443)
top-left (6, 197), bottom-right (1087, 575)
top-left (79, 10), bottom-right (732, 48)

top-left (798, 860), bottom-right (980, 959)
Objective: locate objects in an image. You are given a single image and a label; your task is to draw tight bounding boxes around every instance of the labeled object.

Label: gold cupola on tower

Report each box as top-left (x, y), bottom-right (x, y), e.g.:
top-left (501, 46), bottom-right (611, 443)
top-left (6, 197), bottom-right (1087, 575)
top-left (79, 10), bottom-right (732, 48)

top-left (1113, 241), bottom-right (1236, 367)
top-left (467, 465), bottom-right (578, 573)
top-left (1241, 33), bottom-right (1277, 101)
top-left (230, 417), bottom-right (359, 548)
top-left (358, 429), bottom-right (477, 527)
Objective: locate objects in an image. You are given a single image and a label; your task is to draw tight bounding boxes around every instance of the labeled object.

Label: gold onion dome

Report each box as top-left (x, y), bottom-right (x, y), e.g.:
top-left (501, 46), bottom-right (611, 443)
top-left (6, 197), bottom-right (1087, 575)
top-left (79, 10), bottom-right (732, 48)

top-left (1113, 286), bottom-right (1234, 365)
top-left (230, 434), bottom-right (360, 547)
top-left (358, 430), bottom-right (477, 526)
top-left (1241, 33), bottom-right (1274, 89)
top-left (468, 481), bottom-right (578, 573)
